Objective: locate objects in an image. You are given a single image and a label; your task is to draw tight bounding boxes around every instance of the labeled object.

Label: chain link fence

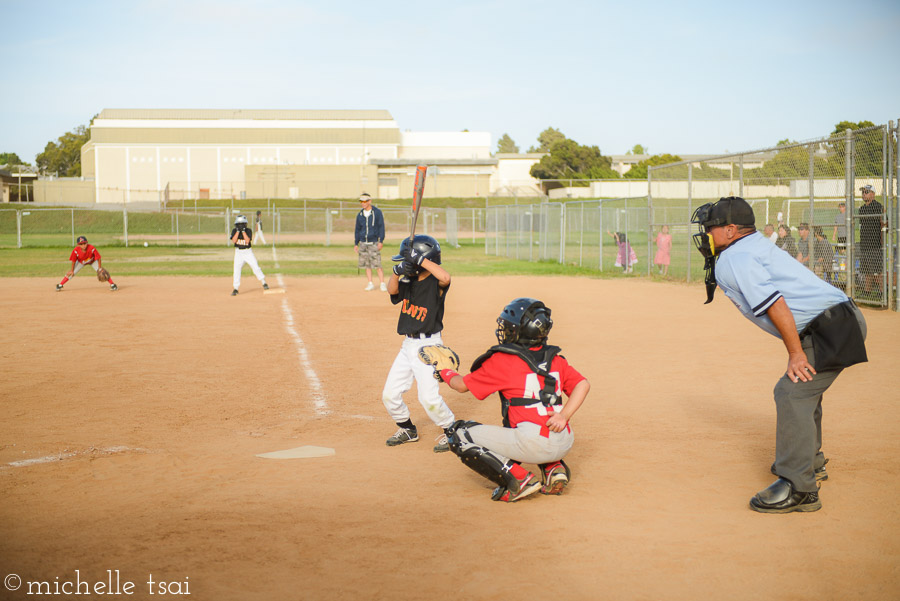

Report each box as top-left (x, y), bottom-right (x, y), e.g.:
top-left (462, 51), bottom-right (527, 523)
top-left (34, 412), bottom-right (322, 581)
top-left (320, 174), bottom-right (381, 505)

top-left (482, 123), bottom-right (897, 310)
top-left (0, 203), bottom-right (486, 250)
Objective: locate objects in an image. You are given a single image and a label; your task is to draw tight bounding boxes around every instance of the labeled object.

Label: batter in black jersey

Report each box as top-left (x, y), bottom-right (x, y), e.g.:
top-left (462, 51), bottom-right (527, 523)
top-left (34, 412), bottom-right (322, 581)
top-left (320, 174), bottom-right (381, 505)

top-left (380, 235), bottom-right (456, 453)
top-left (392, 271), bottom-right (449, 336)
top-left (229, 214), bottom-right (268, 296)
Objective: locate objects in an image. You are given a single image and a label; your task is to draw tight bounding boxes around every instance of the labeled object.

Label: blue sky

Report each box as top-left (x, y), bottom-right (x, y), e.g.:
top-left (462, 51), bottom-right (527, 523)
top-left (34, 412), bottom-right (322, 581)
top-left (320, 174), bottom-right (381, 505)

top-left (2, 0), bottom-right (898, 164)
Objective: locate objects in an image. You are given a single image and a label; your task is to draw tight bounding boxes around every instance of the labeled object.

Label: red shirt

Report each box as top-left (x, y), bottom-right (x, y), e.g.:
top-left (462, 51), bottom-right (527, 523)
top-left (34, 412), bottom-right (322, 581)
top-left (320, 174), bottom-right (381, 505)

top-left (70, 244), bottom-right (101, 264)
top-left (463, 350), bottom-right (585, 433)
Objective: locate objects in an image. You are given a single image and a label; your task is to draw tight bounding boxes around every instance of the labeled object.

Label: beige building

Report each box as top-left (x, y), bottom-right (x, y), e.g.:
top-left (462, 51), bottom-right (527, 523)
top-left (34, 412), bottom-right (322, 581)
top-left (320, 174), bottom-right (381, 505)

top-left (80, 109), bottom-right (503, 203)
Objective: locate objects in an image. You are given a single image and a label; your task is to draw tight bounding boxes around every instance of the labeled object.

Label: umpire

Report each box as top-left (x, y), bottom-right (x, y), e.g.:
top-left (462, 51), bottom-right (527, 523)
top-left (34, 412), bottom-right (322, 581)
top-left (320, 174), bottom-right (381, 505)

top-left (692, 197), bottom-right (868, 514)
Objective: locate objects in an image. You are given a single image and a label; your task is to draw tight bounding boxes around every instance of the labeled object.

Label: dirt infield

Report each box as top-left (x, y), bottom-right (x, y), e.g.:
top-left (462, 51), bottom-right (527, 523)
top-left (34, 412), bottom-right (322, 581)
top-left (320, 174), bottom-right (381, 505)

top-left (1, 275), bottom-right (898, 601)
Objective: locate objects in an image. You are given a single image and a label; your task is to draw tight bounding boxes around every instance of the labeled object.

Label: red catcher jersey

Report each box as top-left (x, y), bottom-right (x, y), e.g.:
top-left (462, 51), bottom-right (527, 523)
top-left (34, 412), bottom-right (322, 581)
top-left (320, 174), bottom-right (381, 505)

top-left (463, 351), bottom-right (585, 431)
top-left (70, 244), bottom-right (101, 264)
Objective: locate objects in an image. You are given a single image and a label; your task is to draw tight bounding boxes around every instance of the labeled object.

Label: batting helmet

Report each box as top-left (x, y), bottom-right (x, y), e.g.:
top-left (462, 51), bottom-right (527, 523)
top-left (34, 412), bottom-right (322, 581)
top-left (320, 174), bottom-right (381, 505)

top-left (234, 214), bottom-right (249, 226)
top-left (496, 298), bottom-right (553, 347)
top-left (392, 235), bottom-right (441, 265)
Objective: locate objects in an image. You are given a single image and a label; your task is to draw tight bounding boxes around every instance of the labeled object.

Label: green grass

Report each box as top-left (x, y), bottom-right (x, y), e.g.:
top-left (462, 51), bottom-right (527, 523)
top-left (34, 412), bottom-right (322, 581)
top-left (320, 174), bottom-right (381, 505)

top-left (0, 241), bottom-right (627, 279)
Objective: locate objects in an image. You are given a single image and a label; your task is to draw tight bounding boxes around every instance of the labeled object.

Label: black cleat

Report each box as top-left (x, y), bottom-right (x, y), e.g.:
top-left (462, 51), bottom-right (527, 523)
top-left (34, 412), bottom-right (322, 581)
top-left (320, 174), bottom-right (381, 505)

top-left (231, 289), bottom-right (239, 296)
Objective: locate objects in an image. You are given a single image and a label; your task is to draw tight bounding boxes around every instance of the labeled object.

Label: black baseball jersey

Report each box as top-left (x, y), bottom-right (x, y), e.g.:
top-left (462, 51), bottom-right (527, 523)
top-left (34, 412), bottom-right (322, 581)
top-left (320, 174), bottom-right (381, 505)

top-left (391, 274), bottom-right (449, 336)
top-left (231, 227), bottom-right (253, 249)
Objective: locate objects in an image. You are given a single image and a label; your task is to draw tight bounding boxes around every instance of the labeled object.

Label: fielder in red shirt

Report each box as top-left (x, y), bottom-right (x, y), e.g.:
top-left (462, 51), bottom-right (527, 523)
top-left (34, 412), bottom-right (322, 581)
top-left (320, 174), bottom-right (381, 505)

top-left (56, 236), bottom-right (118, 292)
top-left (436, 298), bottom-right (590, 503)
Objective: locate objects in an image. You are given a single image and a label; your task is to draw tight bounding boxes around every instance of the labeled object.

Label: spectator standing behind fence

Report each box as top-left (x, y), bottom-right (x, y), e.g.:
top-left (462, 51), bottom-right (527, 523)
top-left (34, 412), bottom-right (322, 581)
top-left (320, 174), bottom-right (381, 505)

top-left (832, 202), bottom-right (847, 247)
top-left (796, 223), bottom-right (811, 268)
top-left (763, 224), bottom-right (778, 244)
top-left (775, 224), bottom-right (797, 257)
top-left (812, 226), bottom-right (834, 282)
top-left (654, 225), bottom-right (671, 276)
top-left (858, 185), bottom-right (884, 298)
top-left (354, 193), bottom-right (387, 292)
top-left (608, 230), bottom-right (638, 273)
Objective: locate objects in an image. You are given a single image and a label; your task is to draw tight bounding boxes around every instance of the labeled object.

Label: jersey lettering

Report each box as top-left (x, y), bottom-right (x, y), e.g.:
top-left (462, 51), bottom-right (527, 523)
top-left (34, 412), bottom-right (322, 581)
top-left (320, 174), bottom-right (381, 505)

top-left (522, 371), bottom-right (561, 399)
top-left (401, 298), bottom-right (428, 321)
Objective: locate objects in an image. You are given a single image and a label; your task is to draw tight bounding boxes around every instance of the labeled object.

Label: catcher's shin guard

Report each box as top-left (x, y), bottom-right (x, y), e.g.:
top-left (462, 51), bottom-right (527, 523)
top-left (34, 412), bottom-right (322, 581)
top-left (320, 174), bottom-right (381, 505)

top-left (446, 420), bottom-right (521, 492)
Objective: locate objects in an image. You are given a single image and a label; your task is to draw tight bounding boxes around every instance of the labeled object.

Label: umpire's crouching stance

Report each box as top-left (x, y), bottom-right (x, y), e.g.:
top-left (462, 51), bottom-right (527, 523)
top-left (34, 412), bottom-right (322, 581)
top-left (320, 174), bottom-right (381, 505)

top-left (692, 197), bottom-right (868, 513)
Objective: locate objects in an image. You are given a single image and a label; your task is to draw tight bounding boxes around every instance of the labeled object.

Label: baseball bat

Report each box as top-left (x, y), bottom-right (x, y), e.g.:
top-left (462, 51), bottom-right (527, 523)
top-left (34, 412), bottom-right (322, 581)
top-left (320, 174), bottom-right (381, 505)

top-left (409, 165), bottom-right (428, 241)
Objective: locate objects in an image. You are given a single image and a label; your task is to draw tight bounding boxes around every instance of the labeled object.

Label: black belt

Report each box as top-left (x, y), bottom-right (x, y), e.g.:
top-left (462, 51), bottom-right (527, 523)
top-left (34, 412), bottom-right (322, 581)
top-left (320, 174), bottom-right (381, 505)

top-left (406, 332), bottom-right (436, 339)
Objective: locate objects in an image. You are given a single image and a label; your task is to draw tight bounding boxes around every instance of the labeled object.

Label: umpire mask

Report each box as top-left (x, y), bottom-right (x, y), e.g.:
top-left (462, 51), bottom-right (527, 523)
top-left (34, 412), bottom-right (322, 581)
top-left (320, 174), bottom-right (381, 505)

top-left (691, 203), bottom-right (721, 305)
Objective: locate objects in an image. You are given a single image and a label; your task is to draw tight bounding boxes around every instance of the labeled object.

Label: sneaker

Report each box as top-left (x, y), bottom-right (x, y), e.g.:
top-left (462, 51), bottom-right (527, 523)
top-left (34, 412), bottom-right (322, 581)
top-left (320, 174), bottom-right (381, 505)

top-left (56, 284), bottom-right (63, 291)
top-left (231, 289), bottom-right (239, 296)
top-left (263, 283), bottom-right (269, 290)
top-left (110, 283), bottom-right (118, 291)
top-left (364, 282), bottom-right (375, 291)
top-left (540, 461), bottom-right (569, 495)
top-left (380, 282), bottom-right (388, 292)
top-left (385, 427), bottom-right (418, 446)
top-left (491, 472), bottom-right (541, 503)
top-left (433, 433), bottom-right (449, 453)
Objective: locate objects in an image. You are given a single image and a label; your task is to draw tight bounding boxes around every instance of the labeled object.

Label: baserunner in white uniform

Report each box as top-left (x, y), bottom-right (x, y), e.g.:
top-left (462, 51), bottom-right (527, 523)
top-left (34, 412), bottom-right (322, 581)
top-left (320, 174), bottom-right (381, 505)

top-left (230, 214), bottom-right (268, 296)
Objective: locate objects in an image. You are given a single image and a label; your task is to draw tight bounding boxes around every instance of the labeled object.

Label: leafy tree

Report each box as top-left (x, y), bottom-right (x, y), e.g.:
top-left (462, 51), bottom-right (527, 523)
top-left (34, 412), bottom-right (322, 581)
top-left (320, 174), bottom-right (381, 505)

top-left (623, 153), bottom-right (682, 179)
top-left (827, 120), bottom-right (882, 177)
top-left (530, 138), bottom-right (619, 184)
top-left (496, 133), bottom-right (519, 154)
top-left (36, 124), bottom-right (90, 176)
top-left (741, 140), bottom-right (837, 186)
top-left (527, 127), bottom-right (566, 153)
top-left (627, 144), bottom-right (647, 155)
top-left (0, 152), bottom-right (28, 167)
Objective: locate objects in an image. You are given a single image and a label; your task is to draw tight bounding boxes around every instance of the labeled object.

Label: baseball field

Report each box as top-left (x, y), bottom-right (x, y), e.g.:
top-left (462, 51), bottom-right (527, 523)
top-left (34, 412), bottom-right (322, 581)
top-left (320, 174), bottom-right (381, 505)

top-left (2, 266), bottom-right (899, 600)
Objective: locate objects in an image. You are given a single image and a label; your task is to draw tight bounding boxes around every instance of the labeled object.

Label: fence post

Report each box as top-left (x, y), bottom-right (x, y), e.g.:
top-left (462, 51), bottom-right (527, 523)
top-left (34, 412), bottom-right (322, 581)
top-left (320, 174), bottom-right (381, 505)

top-left (176, 210), bottom-right (180, 247)
top-left (123, 206), bottom-right (129, 247)
top-left (739, 155), bottom-right (744, 199)
top-left (687, 164), bottom-right (693, 283)
top-left (71, 209), bottom-right (75, 247)
top-left (845, 128), bottom-right (855, 298)
top-left (16, 210), bottom-right (22, 248)
top-left (808, 144), bottom-right (815, 274)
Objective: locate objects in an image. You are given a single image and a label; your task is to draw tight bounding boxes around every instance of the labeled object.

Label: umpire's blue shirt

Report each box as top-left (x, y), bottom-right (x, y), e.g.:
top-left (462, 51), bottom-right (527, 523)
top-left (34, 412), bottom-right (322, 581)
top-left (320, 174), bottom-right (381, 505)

top-left (715, 232), bottom-right (848, 338)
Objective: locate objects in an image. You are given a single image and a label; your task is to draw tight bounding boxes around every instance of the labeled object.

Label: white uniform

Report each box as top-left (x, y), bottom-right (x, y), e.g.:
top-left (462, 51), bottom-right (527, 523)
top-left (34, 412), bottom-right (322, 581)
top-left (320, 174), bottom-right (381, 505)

top-left (231, 226), bottom-right (266, 290)
top-left (255, 215), bottom-right (267, 245)
top-left (382, 333), bottom-right (455, 429)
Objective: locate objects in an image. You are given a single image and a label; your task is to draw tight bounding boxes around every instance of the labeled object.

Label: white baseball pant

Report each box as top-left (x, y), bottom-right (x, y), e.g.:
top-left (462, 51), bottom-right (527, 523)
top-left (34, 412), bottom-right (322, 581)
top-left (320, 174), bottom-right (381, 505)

top-left (466, 421), bottom-right (573, 465)
top-left (233, 248), bottom-right (266, 290)
top-left (71, 261), bottom-right (100, 277)
top-left (382, 333), bottom-right (455, 429)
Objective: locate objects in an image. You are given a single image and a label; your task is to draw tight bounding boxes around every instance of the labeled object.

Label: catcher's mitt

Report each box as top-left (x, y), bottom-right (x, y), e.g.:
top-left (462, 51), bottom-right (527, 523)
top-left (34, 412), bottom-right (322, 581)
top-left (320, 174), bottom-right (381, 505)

top-left (97, 267), bottom-right (110, 282)
top-left (417, 344), bottom-right (461, 381)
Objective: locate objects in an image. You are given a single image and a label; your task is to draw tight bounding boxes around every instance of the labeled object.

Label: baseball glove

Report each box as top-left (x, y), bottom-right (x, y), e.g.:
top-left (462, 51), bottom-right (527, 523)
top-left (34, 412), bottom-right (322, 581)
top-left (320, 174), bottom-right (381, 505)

top-left (417, 345), bottom-right (461, 381)
top-left (97, 267), bottom-right (110, 282)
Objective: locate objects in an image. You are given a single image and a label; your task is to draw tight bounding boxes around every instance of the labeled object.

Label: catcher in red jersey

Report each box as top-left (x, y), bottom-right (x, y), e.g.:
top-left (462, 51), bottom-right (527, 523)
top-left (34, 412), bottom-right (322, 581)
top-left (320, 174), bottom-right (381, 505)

top-left (437, 298), bottom-right (590, 503)
top-left (56, 236), bottom-right (118, 292)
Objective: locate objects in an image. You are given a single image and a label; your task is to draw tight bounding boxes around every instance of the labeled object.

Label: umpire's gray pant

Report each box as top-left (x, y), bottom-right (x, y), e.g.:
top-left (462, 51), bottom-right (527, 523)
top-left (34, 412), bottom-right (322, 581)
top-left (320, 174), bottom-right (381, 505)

top-left (773, 305), bottom-right (867, 492)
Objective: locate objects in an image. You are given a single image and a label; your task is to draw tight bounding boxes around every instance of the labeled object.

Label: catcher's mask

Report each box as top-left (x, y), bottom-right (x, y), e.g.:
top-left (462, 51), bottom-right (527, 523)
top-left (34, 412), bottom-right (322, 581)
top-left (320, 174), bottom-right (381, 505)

top-left (691, 196), bottom-right (755, 304)
top-left (496, 298), bottom-right (553, 347)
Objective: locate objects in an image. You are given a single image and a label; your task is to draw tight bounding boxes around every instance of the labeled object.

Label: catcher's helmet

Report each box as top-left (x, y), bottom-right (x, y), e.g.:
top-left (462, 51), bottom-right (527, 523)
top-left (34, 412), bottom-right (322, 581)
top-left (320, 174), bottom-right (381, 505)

top-left (496, 298), bottom-right (553, 347)
top-left (234, 214), bottom-right (249, 226)
top-left (392, 234), bottom-right (441, 265)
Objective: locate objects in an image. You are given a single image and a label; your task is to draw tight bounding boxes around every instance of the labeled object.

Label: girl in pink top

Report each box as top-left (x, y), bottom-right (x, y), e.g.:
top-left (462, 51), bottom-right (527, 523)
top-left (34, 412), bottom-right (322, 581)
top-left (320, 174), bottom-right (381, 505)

top-left (654, 225), bottom-right (672, 276)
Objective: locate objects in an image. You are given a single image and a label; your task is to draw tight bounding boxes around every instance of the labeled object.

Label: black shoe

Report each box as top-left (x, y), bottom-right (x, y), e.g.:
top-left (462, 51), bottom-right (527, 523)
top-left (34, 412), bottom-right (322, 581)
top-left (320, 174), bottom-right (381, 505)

top-left (231, 289), bottom-right (239, 296)
top-left (56, 284), bottom-right (63, 291)
top-left (263, 283), bottom-right (269, 290)
top-left (750, 478), bottom-right (821, 513)
top-left (770, 457), bottom-right (828, 482)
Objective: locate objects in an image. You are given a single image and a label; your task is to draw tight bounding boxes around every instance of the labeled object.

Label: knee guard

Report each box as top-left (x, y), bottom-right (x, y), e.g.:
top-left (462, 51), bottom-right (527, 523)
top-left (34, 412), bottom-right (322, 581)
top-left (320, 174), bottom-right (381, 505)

top-left (446, 419), bottom-right (519, 491)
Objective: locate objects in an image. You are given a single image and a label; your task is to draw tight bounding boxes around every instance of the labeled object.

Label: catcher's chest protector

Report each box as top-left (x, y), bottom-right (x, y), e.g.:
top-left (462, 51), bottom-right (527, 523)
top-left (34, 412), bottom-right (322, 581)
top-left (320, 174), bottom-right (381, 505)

top-left (471, 344), bottom-right (562, 427)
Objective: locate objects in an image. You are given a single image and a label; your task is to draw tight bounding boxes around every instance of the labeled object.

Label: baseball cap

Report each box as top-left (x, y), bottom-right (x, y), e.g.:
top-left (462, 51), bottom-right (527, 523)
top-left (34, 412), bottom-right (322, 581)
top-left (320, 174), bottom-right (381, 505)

top-left (859, 184), bottom-right (874, 193)
top-left (77, 236), bottom-right (88, 243)
top-left (798, 222), bottom-right (809, 230)
top-left (706, 196), bottom-right (756, 227)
